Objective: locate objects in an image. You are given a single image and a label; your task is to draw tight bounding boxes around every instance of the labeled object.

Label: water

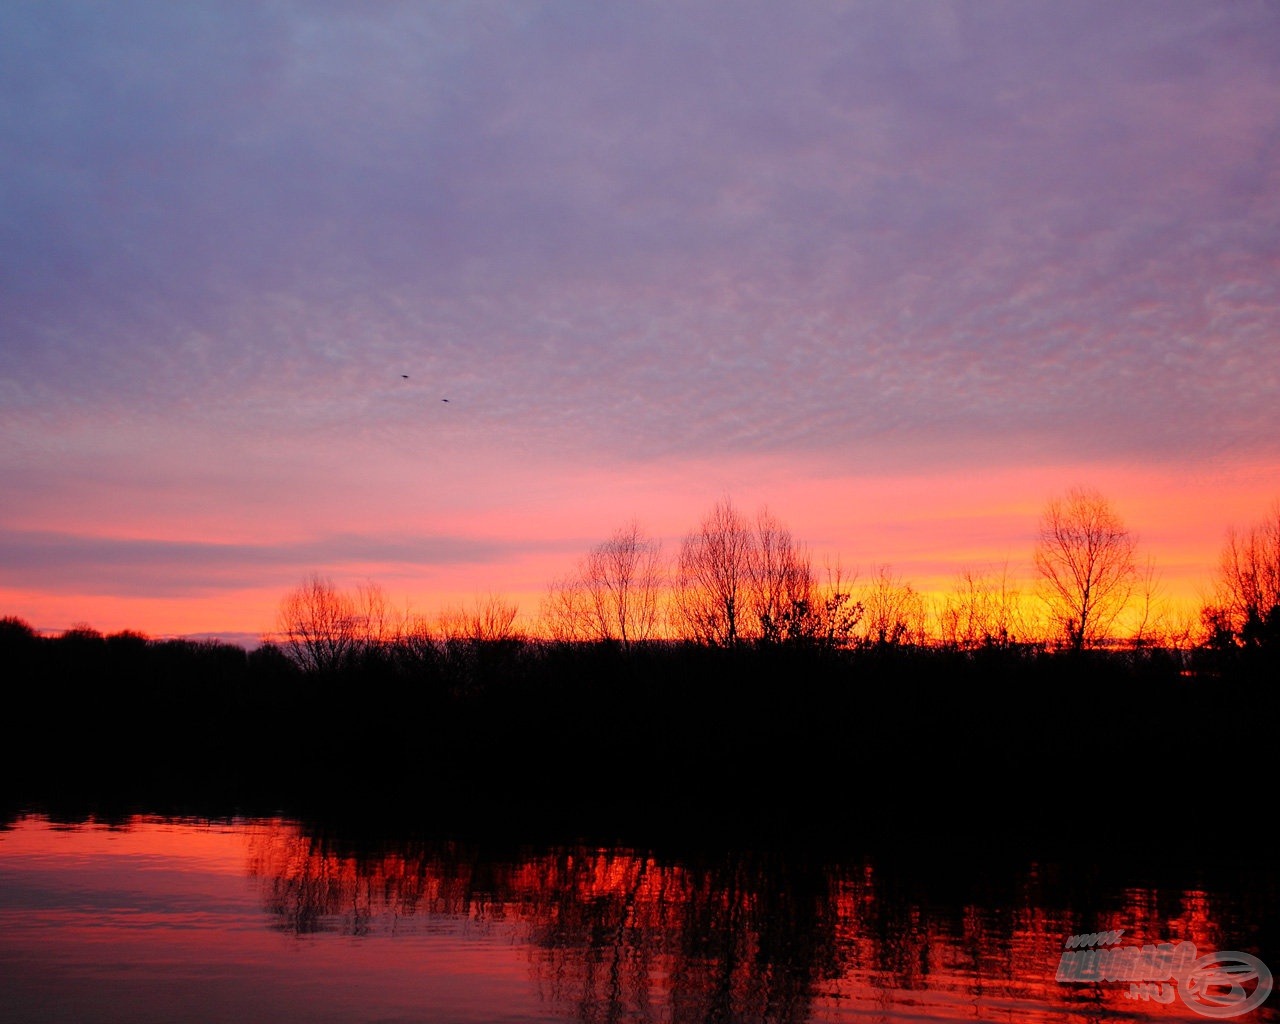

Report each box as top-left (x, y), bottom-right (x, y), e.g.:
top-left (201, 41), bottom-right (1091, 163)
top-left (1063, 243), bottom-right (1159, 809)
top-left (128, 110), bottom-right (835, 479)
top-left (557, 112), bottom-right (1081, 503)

top-left (1, 814), bottom-right (1275, 1023)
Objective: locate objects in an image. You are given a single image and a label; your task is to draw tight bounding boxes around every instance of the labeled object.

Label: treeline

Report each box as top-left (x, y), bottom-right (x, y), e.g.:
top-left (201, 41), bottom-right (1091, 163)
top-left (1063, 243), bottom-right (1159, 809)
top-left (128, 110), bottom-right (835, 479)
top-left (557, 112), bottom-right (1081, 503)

top-left (2, 610), bottom-right (1274, 844)
top-left (273, 490), bottom-right (1280, 663)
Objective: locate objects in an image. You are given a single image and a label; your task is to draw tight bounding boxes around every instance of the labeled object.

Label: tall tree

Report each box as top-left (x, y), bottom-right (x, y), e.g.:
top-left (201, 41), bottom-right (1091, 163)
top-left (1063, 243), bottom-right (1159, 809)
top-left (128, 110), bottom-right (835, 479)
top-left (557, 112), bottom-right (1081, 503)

top-left (583, 522), bottom-right (665, 647)
top-left (676, 499), bottom-right (755, 645)
top-left (749, 509), bottom-right (815, 644)
top-left (1033, 487), bottom-right (1137, 650)
top-left (276, 574), bottom-right (359, 672)
top-left (541, 522), bottom-right (664, 646)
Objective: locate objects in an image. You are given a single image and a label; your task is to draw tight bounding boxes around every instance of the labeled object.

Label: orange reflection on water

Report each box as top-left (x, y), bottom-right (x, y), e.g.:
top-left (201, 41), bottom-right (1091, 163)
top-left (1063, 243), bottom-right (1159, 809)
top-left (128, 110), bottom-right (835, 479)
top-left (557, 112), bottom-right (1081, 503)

top-left (238, 821), bottom-right (1279, 1024)
top-left (2, 814), bottom-right (1275, 1024)
top-left (0, 816), bottom-right (553, 1024)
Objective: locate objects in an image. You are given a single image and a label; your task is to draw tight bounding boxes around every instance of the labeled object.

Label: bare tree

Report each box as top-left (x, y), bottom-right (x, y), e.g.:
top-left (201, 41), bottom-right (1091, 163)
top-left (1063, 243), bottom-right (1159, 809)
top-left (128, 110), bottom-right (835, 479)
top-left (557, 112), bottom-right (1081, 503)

top-left (540, 573), bottom-right (592, 643)
top-left (437, 593), bottom-right (522, 643)
top-left (539, 523), bottom-right (665, 646)
top-left (859, 565), bottom-right (927, 647)
top-left (676, 501), bottom-right (860, 647)
top-left (470, 593), bottom-right (521, 641)
top-left (1211, 499), bottom-right (1280, 645)
top-left (402, 612), bottom-right (443, 662)
top-left (749, 509), bottom-right (815, 644)
top-left (354, 580), bottom-right (403, 649)
top-left (434, 603), bottom-right (471, 643)
top-left (676, 498), bottom-right (756, 645)
top-left (1127, 556), bottom-right (1171, 649)
top-left (937, 564), bottom-right (1024, 650)
top-left (809, 558), bottom-right (863, 648)
top-left (582, 522), bottom-right (665, 646)
top-left (1033, 487), bottom-right (1138, 651)
top-left (277, 574), bottom-right (359, 672)
top-left (1158, 601), bottom-right (1201, 655)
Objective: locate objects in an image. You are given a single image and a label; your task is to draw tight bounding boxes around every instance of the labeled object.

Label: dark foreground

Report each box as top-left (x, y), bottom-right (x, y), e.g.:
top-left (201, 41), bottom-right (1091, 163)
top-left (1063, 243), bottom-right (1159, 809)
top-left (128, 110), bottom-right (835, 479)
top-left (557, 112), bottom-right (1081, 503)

top-left (2, 620), bottom-right (1275, 855)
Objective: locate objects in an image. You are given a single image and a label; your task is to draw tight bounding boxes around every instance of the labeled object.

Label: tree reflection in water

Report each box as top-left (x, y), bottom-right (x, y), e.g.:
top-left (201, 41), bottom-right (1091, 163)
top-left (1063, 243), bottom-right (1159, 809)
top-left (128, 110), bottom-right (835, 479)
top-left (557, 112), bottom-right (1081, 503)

top-left (243, 821), bottom-right (1278, 1024)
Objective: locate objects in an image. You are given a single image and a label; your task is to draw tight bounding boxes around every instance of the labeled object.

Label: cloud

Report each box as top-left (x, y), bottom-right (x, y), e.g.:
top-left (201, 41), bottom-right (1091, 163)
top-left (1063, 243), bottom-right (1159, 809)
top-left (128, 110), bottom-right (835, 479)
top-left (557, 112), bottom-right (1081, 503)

top-left (2, 0), bottom-right (1278, 615)
top-left (0, 528), bottom-right (532, 598)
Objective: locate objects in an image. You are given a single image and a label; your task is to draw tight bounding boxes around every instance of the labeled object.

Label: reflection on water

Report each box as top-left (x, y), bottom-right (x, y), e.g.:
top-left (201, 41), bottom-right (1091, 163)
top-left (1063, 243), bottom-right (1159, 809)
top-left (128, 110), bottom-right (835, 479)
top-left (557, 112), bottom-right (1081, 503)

top-left (1, 814), bottom-right (1276, 1024)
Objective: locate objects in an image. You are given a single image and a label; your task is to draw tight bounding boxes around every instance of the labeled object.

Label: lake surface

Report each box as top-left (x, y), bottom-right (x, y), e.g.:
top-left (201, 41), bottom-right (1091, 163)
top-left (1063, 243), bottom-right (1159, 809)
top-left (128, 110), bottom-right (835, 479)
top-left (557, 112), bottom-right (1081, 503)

top-left (0, 813), bottom-right (1275, 1023)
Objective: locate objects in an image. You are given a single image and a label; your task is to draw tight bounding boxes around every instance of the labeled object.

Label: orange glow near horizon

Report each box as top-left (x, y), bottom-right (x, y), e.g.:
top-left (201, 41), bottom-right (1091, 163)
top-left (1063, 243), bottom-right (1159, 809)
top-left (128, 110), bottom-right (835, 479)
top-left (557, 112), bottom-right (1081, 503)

top-left (4, 456), bottom-right (1274, 642)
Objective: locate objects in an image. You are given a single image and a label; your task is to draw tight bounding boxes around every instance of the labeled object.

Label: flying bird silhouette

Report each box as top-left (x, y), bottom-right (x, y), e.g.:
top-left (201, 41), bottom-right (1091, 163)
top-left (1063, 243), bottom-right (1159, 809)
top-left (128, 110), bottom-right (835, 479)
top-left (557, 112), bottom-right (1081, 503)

top-left (441, 398), bottom-right (450, 402)
top-left (401, 374), bottom-right (409, 379)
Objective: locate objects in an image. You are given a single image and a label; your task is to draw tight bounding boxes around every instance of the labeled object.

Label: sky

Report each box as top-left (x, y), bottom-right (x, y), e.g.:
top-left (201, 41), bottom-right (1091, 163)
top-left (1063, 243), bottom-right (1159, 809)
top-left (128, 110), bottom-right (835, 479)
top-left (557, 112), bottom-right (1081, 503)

top-left (3, 1), bottom-right (1279, 643)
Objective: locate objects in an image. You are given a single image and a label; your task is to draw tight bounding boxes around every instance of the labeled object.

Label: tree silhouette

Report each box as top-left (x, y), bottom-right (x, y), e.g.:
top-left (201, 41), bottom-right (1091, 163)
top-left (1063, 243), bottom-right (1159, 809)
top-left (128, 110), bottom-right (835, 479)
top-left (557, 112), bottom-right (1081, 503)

top-left (1033, 487), bottom-right (1137, 651)
top-left (670, 501), bottom-right (859, 647)
top-left (435, 592), bottom-right (522, 642)
top-left (1210, 499), bottom-right (1280, 648)
top-left (937, 564), bottom-right (1023, 650)
top-left (276, 574), bottom-right (359, 672)
top-left (675, 498), bottom-right (756, 646)
top-left (859, 565), bottom-right (927, 647)
top-left (541, 522), bottom-right (664, 647)
top-left (810, 560), bottom-right (864, 648)
top-left (750, 508), bottom-right (815, 645)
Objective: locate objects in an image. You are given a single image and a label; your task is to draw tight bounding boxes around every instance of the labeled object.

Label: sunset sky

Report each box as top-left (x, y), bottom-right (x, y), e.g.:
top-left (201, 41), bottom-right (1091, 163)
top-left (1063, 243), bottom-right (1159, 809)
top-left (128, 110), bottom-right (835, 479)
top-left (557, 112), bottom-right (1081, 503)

top-left (3, 2), bottom-right (1278, 643)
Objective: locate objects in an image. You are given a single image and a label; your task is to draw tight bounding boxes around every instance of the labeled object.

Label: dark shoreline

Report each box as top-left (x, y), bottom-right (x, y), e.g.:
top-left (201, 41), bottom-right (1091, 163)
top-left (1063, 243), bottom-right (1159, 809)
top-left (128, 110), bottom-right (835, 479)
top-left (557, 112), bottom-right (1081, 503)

top-left (3, 620), bottom-right (1274, 859)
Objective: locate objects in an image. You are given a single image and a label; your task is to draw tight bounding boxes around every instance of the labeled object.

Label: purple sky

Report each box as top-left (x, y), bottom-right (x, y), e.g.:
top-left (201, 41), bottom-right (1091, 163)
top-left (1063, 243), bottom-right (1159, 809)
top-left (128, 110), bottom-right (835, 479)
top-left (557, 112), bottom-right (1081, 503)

top-left (3, 1), bottom-right (1279, 637)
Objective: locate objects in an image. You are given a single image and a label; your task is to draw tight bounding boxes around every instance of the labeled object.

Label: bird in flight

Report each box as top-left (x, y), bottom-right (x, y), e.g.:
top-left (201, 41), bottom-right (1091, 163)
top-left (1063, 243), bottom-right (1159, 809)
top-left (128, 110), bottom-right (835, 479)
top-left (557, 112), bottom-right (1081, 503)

top-left (401, 374), bottom-right (409, 379)
top-left (441, 398), bottom-right (450, 402)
